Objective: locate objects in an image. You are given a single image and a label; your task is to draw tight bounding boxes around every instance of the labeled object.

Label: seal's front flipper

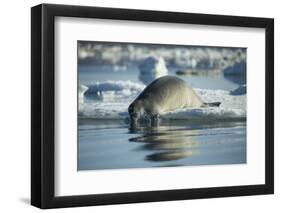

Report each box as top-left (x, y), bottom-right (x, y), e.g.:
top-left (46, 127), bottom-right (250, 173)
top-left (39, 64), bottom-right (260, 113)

top-left (202, 102), bottom-right (221, 107)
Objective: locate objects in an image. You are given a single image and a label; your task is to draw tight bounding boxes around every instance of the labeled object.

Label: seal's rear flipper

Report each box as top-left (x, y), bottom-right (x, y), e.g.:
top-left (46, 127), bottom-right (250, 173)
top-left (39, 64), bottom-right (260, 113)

top-left (203, 102), bottom-right (221, 107)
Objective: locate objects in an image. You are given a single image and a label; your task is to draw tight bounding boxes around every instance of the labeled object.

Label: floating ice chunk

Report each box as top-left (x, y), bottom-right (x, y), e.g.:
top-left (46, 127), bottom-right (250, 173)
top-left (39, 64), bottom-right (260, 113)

top-left (79, 80), bottom-right (246, 121)
top-left (230, 85), bottom-right (246, 95)
top-left (138, 56), bottom-right (168, 84)
top-left (83, 80), bottom-right (145, 102)
top-left (223, 62), bottom-right (246, 76)
top-left (78, 84), bottom-right (88, 103)
top-left (163, 107), bottom-right (246, 120)
top-left (113, 65), bottom-right (127, 72)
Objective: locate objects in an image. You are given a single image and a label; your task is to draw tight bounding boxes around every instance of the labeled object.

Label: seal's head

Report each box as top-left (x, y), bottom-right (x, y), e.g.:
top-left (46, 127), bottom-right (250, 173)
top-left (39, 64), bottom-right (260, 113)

top-left (128, 100), bottom-right (144, 122)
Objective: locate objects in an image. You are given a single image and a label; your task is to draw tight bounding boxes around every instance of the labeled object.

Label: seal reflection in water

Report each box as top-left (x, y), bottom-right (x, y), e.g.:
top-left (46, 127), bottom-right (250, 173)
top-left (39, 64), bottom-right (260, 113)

top-left (128, 75), bottom-right (221, 126)
top-left (129, 128), bottom-right (200, 163)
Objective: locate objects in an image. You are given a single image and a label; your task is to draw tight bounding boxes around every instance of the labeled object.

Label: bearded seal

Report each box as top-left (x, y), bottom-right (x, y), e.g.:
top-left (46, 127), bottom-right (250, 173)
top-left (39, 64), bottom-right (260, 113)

top-left (128, 76), bottom-right (220, 124)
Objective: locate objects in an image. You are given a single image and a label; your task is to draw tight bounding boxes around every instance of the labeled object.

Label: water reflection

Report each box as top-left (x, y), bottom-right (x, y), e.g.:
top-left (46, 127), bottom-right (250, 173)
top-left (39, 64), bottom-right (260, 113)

top-left (146, 150), bottom-right (198, 162)
top-left (128, 120), bottom-right (245, 165)
top-left (78, 119), bottom-right (246, 170)
top-left (129, 126), bottom-right (201, 162)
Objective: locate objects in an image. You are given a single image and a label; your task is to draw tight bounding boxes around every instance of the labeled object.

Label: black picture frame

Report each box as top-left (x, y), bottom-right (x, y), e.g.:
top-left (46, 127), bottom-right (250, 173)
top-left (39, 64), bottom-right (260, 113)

top-left (31, 3), bottom-right (274, 209)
